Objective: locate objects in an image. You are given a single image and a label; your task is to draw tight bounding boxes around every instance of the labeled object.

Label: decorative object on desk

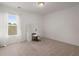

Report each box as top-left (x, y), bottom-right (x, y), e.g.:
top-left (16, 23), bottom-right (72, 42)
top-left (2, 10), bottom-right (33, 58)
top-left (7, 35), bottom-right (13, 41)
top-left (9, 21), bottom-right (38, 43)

top-left (35, 28), bottom-right (37, 32)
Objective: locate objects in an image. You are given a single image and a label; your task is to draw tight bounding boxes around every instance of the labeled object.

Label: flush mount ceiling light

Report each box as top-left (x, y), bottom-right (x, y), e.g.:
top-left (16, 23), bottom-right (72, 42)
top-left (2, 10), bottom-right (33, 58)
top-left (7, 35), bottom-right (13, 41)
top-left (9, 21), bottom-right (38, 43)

top-left (17, 6), bottom-right (21, 8)
top-left (37, 2), bottom-right (45, 7)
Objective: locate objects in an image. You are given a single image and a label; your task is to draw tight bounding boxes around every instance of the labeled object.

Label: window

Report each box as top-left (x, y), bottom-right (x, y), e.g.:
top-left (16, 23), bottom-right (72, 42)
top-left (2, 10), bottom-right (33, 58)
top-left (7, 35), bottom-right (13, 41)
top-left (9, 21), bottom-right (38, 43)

top-left (8, 14), bottom-right (17, 35)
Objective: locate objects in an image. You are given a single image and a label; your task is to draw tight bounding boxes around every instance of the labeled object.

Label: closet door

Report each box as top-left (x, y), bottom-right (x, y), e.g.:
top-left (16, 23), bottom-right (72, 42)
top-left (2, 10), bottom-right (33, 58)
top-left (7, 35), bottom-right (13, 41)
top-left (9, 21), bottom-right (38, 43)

top-left (26, 24), bottom-right (32, 41)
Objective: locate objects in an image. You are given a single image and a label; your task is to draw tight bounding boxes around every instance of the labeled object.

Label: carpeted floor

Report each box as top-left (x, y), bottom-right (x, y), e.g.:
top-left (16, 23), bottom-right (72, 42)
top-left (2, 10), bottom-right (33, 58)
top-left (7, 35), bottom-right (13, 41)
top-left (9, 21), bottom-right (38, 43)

top-left (0, 38), bottom-right (79, 56)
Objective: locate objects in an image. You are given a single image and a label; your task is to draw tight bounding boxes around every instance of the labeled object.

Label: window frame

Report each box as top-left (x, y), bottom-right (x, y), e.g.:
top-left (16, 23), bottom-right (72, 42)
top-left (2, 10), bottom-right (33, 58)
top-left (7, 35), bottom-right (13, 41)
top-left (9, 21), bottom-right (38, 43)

top-left (8, 13), bottom-right (17, 36)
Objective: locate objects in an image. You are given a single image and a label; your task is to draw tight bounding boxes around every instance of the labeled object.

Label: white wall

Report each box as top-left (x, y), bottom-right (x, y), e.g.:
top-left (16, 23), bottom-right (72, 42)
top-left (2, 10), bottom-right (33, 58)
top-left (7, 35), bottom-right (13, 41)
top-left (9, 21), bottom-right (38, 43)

top-left (43, 6), bottom-right (79, 46)
top-left (0, 6), bottom-right (42, 46)
top-left (19, 13), bottom-right (43, 41)
top-left (1, 4), bottom-right (79, 46)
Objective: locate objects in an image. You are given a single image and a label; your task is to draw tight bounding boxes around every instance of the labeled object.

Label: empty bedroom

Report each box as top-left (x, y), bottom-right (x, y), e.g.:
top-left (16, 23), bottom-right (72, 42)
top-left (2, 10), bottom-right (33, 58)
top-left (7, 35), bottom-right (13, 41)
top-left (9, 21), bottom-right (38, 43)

top-left (0, 2), bottom-right (79, 56)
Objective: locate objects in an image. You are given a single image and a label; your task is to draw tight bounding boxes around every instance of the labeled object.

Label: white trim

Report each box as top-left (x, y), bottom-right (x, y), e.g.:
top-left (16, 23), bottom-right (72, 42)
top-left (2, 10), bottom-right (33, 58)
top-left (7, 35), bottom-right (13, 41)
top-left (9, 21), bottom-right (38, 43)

top-left (7, 13), bottom-right (21, 37)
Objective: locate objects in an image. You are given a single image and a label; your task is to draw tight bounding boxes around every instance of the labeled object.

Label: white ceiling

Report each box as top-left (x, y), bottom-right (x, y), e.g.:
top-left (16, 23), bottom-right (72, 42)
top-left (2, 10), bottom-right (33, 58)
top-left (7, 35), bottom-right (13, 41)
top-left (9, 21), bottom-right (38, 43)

top-left (0, 2), bottom-right (79, 15)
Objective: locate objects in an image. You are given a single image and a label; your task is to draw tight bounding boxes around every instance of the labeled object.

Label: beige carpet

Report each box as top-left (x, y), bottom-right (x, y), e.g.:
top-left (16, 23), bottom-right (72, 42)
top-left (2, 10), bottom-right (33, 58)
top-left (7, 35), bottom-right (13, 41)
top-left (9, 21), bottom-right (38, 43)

top-left (0, 38), bottom-right (79, 56)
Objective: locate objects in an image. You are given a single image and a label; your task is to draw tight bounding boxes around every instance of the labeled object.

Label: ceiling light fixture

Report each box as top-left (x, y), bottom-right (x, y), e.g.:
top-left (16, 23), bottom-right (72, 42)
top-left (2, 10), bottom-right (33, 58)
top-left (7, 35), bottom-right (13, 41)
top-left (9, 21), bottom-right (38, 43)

top-left (17, 6), bottom-right (21, 8)
top-left (37, 2), bottom-right (45, 7)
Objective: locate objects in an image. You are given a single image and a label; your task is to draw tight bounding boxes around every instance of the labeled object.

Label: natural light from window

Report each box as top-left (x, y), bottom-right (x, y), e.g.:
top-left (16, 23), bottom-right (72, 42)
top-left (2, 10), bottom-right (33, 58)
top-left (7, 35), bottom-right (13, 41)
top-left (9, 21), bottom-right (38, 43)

top-left (8, 15), bottom-right (17, 35)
